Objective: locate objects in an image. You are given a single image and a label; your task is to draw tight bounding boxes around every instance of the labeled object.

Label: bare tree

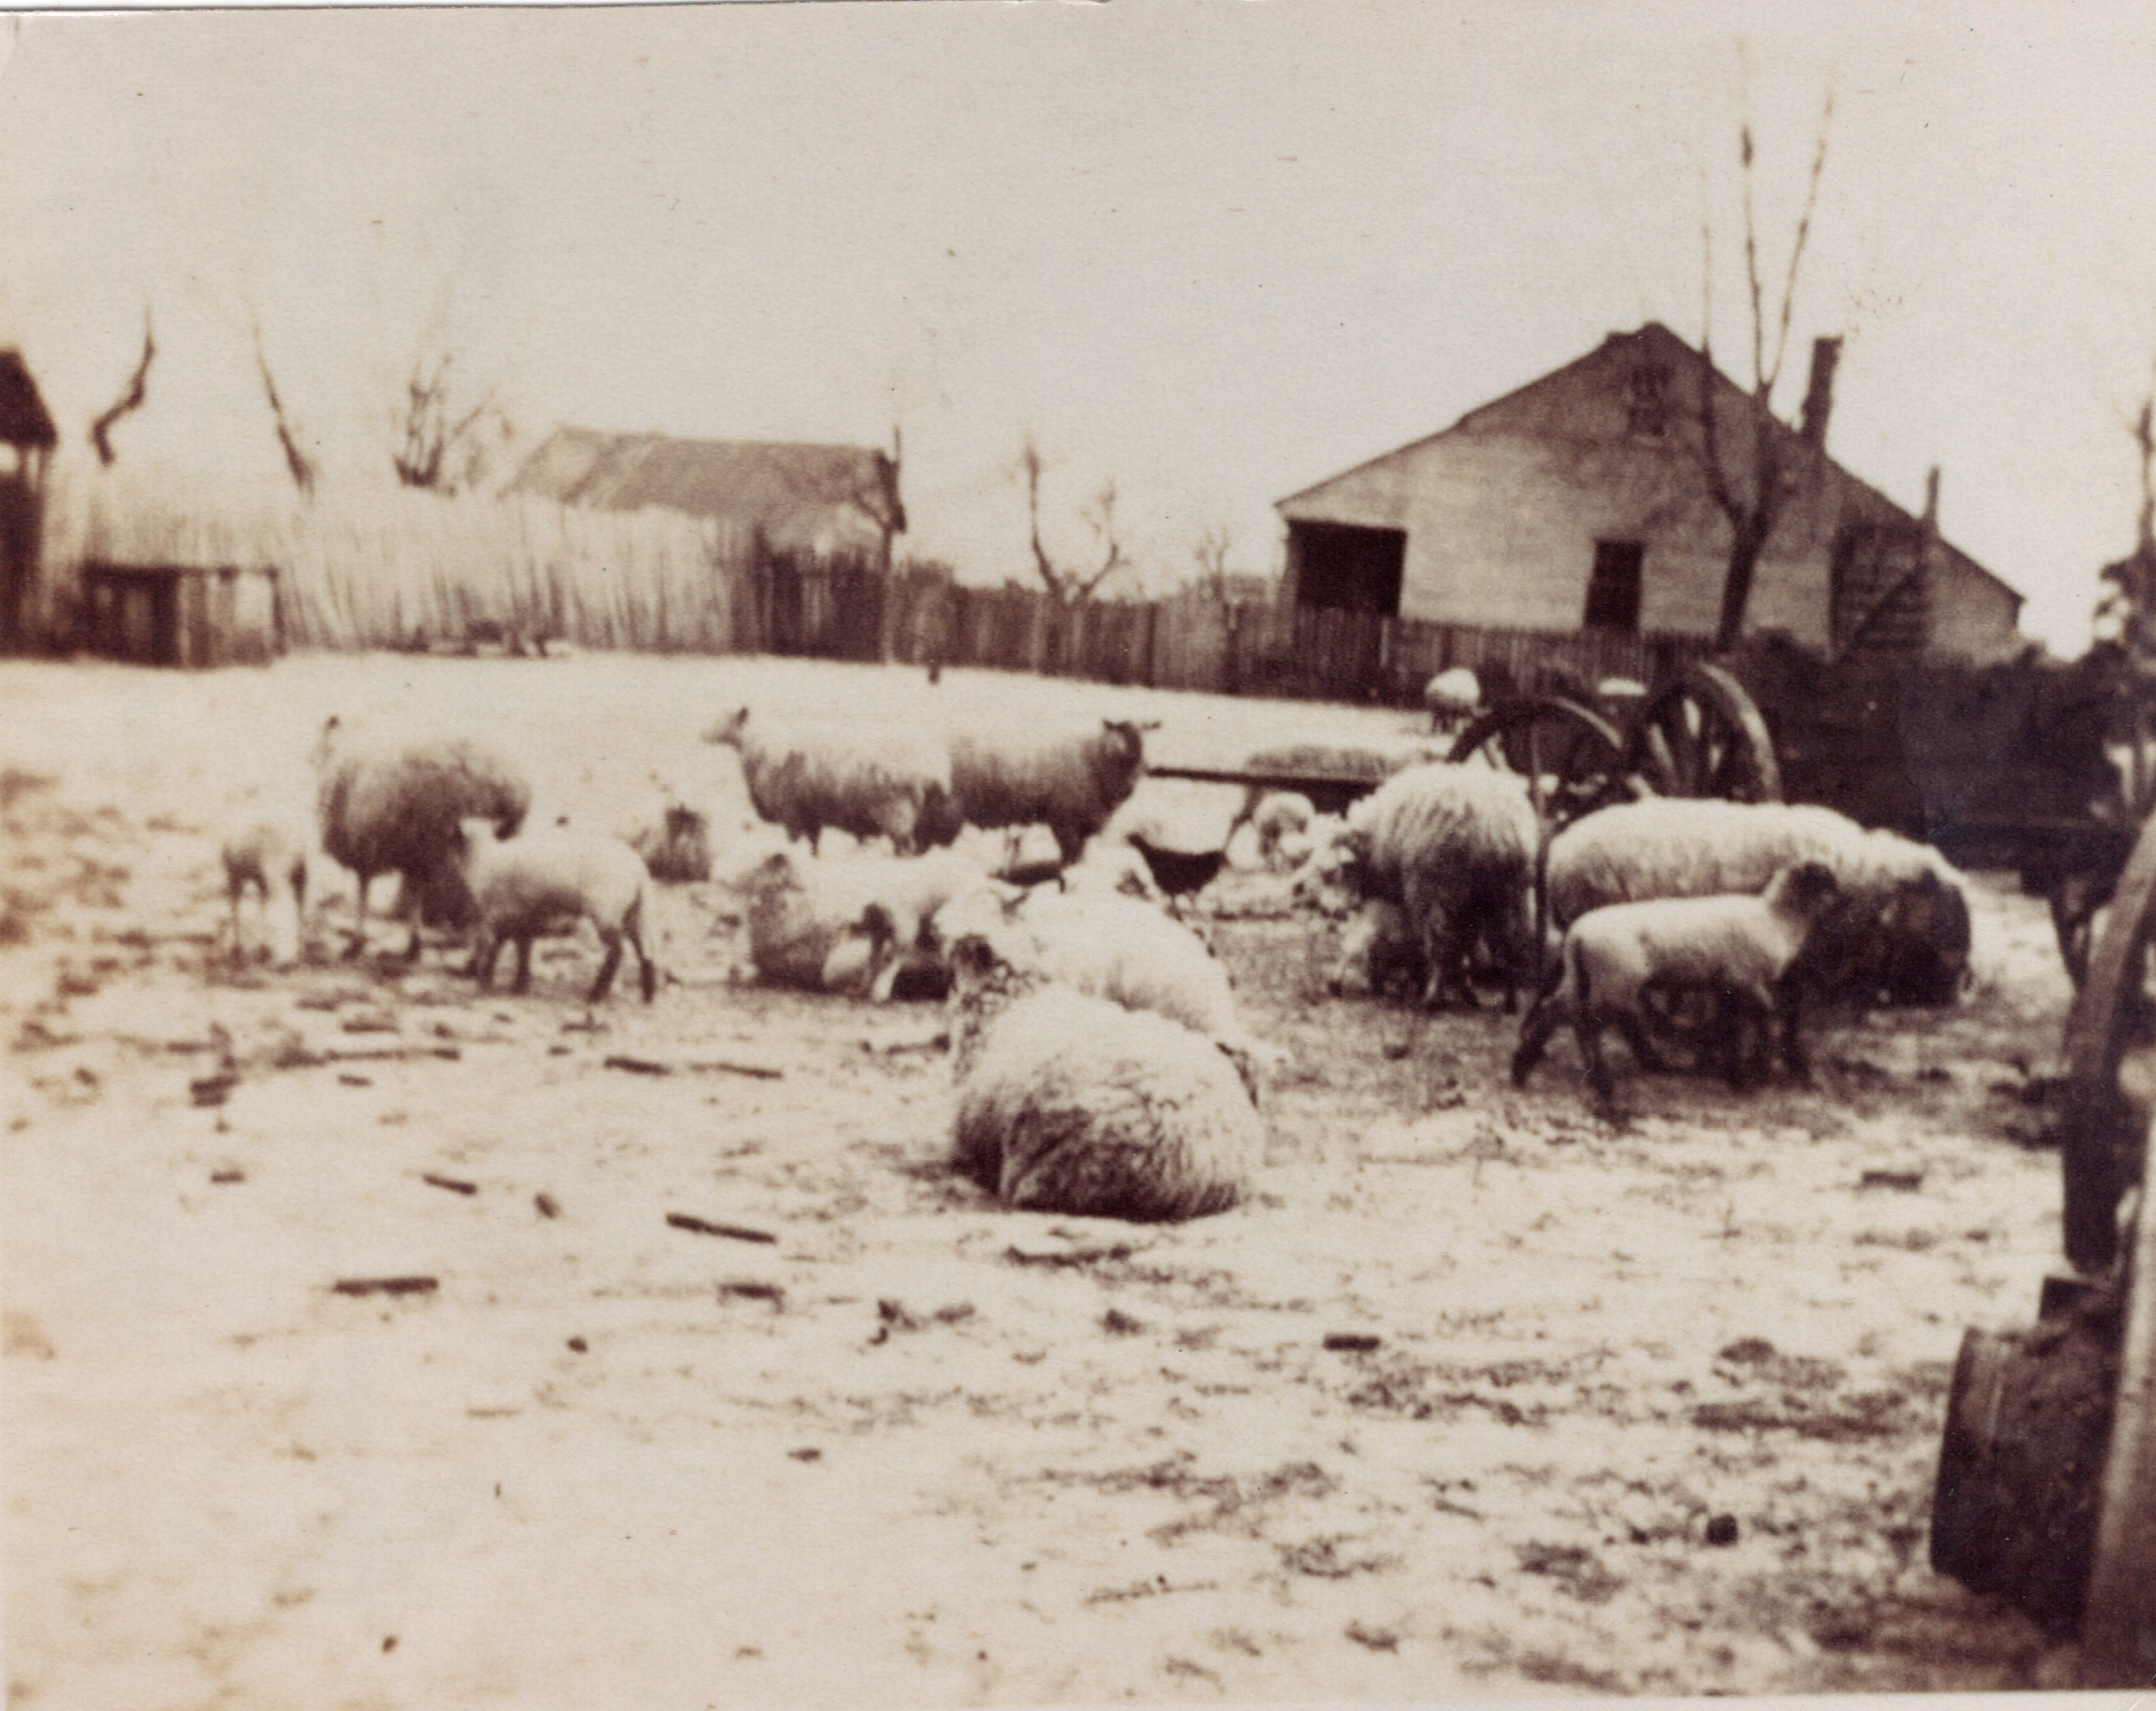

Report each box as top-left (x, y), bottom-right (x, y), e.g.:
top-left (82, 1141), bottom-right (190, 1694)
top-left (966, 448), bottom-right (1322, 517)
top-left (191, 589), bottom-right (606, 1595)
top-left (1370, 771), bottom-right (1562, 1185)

top-left (88, 310), bottom-right (155, 467)
top-left (771, 422), bottom-right (908, 572)
top-left (1013, 433), bottom-right (1131, 604)
top-left (389, 343), bottom-right (510, 496)
top-left (1695, 91), bottom-right (1835, 649)
top-left (1190, 521), bottom-right (1238, 599)
top-left (250, 318), bottom-right (316, 497)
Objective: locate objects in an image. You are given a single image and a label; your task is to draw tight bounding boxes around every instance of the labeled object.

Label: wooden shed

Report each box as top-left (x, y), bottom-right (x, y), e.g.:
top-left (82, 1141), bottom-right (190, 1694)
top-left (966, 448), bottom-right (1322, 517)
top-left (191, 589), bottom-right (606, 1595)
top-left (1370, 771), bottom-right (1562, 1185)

top-left (0, 349), bottom-right (58, 655)
top-left (80, 561), bottom-right (284, 667)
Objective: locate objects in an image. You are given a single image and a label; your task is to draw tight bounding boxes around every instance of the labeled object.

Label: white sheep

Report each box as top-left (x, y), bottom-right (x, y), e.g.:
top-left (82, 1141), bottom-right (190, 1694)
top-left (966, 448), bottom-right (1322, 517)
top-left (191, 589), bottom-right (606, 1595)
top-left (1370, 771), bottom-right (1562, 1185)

top-left (945, 928), bottom-right (1264, 1223)
top-left (1424, 666), bottom-right (1482, 734)
top-left (313, 715), bottom-right (533, 962)
top-left (704, 706), bottom-right (954, 856)
top-left (449, 818), bottom-right (657, 1003)
top-left (734, 842), bottom-right (998, 998)
top-left (932, 888), bottom-right (1276, 1099)
top-left (1325, 763), bottom-right (1541, 1011)
top-left (941, 720), bottom-right (1152, 865)
top-left (1057, 839), bottom-right (1166, 904)
top-left (1248, 790), bottom-right (1316, 873)
top-left (1543, 799), bottom-right (1972, 1006)
top-left (1511, 859), bottom-right (1843, 1101)
top-left (220, 818), bottom-right (309, 966)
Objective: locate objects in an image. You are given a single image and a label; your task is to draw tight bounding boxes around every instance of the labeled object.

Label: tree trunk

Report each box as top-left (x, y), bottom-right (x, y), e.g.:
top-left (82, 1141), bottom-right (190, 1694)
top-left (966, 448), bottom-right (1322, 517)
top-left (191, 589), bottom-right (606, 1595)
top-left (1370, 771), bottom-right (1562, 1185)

top-left (1714, 519), bottom-right (1769, 650)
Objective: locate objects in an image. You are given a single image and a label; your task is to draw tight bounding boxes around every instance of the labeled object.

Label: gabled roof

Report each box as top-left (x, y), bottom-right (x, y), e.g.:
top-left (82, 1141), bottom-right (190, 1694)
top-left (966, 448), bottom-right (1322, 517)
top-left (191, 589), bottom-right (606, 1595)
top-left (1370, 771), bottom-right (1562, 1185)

top-left (0, 350), bottom-right (57, 450)
top-left (504, 428), bottom-right (904, 547)
top-left (1275, 322), bottom-right (2021, 611)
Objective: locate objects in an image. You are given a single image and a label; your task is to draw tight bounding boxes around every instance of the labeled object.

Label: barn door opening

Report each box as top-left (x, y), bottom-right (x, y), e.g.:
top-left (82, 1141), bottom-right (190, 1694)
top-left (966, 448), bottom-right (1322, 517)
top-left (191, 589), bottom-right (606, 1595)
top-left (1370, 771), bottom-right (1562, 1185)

top-left (1583, 539), bottom-right (1643, 632)
top-left (1286, 521), bottom-right (1406, 615)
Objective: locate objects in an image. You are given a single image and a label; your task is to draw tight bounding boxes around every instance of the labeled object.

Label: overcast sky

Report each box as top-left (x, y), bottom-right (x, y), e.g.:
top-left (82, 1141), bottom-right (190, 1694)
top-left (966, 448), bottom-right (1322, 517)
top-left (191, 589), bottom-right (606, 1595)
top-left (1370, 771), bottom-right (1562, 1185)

top-left (4, 2), bottom-right (2152, 649)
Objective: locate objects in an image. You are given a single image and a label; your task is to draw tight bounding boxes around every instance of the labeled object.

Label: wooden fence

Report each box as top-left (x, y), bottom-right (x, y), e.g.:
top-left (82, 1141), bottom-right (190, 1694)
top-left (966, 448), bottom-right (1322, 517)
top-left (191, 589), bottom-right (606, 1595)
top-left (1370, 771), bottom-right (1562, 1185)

top-left (31, 463), bottom-right (1709, 701)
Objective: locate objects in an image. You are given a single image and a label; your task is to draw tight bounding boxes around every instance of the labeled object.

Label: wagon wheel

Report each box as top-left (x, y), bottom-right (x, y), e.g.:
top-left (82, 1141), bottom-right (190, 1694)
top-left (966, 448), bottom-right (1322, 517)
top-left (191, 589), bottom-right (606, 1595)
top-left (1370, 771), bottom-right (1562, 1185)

top-left (1621, 663), bottom-right (1783, 803)
top-left (1448, 696), bottom-right (1630, 830)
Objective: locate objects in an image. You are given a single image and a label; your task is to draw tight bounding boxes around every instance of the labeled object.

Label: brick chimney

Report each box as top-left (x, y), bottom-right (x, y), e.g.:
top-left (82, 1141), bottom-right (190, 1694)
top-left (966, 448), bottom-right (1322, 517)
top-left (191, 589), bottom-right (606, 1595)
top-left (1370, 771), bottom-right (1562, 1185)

top-left (1799, 336), bottom-right (1842, 448)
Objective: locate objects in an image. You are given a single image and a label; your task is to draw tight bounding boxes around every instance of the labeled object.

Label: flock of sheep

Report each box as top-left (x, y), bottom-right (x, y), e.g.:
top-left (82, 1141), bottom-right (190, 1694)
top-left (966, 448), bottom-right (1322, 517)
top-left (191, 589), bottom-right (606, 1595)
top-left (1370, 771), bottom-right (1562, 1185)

top-left (218, 689), bottom-right (1976, 1227)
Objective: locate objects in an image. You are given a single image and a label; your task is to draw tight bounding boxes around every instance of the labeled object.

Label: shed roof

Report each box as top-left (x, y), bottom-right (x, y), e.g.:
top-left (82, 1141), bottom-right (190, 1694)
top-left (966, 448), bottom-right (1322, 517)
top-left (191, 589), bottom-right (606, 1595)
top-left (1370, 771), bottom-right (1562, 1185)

top-left (0, 350), bottom-right (57, 449)
top-left (503, 428), bottom-right (903, 546)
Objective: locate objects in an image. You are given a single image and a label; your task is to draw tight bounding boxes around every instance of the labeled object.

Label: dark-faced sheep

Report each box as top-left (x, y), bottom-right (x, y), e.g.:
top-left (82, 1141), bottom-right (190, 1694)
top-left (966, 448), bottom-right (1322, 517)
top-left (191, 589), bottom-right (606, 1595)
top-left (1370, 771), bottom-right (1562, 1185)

top-left (704, 706), bottom-right (955, 856)
top-left (942, 720), bottom-right (1151, 866)
top-left (945, 928), bottom-right (1264, 1223)
top-left (1511, 860), bottom-right (1843, 1101)
top-left (1543, 799), bottom-right (1971, 1007)
top-left (450, 819), bottom-right (657, 1003)
top-left (313, 716), bottom-right (532, 962)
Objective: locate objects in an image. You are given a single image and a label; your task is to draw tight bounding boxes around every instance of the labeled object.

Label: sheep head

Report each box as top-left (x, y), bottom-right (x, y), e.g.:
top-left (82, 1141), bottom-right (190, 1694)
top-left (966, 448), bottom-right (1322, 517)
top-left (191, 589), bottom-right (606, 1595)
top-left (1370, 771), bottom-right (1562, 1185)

top-left (702, 706), bottom-right (753, 748)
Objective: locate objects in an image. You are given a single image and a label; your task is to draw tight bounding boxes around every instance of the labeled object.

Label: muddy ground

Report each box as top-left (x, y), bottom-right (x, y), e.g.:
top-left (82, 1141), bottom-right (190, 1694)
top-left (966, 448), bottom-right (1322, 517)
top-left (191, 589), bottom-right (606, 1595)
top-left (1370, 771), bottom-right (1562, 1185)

top-left (0, 651), bottom-right (2093, 1707)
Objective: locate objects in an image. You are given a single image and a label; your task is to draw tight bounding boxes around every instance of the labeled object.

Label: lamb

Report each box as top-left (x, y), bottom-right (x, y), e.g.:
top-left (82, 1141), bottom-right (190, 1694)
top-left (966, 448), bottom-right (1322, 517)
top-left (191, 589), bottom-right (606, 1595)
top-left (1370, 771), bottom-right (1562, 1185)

top-left (1247, 790), bottom-right (1316, 873)
top-left (704, 706), bottom-right (955, 856)
top-left (1324, 762), bottom-right (1541, 1011)
top-left (945, 927), bottom-right (1264, 1223)
top-left (1543, 799), bottom-right (1972, 1006)
top-left (220, 818), bottom-right (309, 965)
top-left (447, 818), bottom-right (656, 1003)
top-left (312, 715), bottom-right (532, 962)
top-left (940, 720), bottom-right (1151, 865)
top-left (1511, 860), bottom-right (1843, 1101)
top-left (734, 842), bottom-right (997, 998)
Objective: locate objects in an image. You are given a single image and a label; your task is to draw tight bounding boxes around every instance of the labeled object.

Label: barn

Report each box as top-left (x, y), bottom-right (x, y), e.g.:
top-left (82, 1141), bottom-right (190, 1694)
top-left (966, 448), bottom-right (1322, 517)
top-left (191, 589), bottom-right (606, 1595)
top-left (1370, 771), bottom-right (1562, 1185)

top-left (1276, 322), bottom-right (2023, 667)
top-left (505, 428), bottom-right (906, 569)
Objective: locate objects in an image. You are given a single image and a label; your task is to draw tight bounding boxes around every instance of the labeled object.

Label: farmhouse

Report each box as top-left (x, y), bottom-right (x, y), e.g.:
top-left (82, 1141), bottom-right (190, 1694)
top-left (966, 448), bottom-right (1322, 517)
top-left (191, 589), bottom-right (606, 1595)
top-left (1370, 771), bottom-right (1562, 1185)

top-left (505, 428), bottom-right (906, 567)
top-left (1277, 322), bottom-right (2022, 665)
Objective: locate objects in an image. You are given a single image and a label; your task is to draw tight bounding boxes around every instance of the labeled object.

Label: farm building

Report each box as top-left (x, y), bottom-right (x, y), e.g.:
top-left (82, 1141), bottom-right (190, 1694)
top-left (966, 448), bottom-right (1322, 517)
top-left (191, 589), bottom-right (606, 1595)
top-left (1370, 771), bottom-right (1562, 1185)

top-left (1276, 322), bottom-right (2023, 666)
top-left (1, 348), bottom-right (57, 655)
top-left (504, 428), bottom-right (906, 568)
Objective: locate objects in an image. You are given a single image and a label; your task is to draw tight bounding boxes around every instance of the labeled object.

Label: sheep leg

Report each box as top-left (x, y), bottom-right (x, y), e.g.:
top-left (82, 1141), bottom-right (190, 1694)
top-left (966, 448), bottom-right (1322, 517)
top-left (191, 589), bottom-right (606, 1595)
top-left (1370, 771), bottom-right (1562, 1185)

top-left (511, 936), bottom-right (534, 995)
top-left (1774, 983), bottom-right (1812, 1083)
top-left (588, 930), bottom-right (623, 1004)
top-left (343, 872), bottom-right (374, 959)
top-left (1613, 1012), bottom-right (1668, 1075)
top-left (1510, 996), bottom-right (1560, 1086)
top-left (1574, 1014), bottom-right (1617, 1100)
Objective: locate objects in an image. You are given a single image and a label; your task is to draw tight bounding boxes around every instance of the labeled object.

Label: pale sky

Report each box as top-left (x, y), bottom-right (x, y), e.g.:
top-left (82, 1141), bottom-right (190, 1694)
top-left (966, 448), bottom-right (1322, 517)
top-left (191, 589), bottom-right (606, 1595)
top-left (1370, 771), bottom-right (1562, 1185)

top-left (4, 2), bottom-right (2153, 650)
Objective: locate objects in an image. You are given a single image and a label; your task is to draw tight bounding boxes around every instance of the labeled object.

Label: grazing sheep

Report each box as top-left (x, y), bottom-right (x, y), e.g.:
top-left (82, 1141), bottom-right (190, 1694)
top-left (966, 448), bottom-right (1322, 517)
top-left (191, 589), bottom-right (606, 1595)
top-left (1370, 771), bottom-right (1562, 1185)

top-left (942, 720), bottom-right (1151, 865)
top-left (946, 929), bottom-right (1264, 1223)
top-left (313, 715), bottom-right (532, 962)
top-left (704, 706), bottom-right (955, 856)
top-left (1511, 860), bottom-right (1843, 1100)
top-left (1325, 897), bottom-right (1424, 1000)
top-left (221, 818), bottom-right (309, 965)
top-left (1325, 763), bottom-right (1541, 1011)
top-left (1543, 799), bottom-right (1972, 1006)
top-left (450, 819), bottom-right (657, 1003)
top-left (735, 843), bottom-right (997, 998)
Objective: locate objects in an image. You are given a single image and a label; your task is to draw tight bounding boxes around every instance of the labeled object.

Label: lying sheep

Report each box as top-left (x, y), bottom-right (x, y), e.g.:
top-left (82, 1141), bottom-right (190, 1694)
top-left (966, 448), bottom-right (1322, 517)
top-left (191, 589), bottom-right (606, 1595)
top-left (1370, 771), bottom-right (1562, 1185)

top-left (1544, 799), bottom-right (1971, 1006)
top-left (705, 706), bottom-right (954, 856)
top-left (221, 818), bottom-right (309, 965)
top-left (945, 927), bottom-right (1264, 1223)
top-left (313, 715), bottom-right (532, 962)
top-left (941, 720), bottom-right (1151, 865)
top-left (1511, 860), bottom-right (1843, 1100)
top-left (449, 819), bottom-right (657, 1003)
top-left (932, 888), bottom-right (1275, 1099)
top-left (1326, 763), bottom-right (1541, 1011)
top-left (1058, 839), bottom-right (1166, 904)
top-left (627, 801), bottom-right (713, 883)
top-left (1248, 791), bottom-right (1316, 873)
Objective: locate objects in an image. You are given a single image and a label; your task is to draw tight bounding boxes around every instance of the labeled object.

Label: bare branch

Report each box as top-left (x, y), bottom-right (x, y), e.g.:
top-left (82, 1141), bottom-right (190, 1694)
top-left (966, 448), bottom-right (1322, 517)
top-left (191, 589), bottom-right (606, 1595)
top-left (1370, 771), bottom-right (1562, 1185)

top-left (1768, 88), bottom-right (1834, 392)
top-left (251, 319), bottom-right (316, 497)
top-left (88, 310), bottom-right (155, 466)
top-left (1740, 122), bottom-right (1764, 388)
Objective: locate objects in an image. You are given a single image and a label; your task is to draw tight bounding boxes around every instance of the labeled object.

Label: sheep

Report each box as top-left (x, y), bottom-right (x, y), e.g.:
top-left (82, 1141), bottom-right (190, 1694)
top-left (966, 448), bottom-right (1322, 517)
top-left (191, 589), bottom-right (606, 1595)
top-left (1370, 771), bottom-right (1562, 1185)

top-left (1543, 799), bottom-right (1972, 1006)
top-left (1325, 897), bottom-right (1424, 1000)
top-left (1511, 860), bottom-right (1843, 1101)
top-left (1247, 791), bottom-right (1316, 873)
top-left (734, 842), bottom-right (998, 998)
top-left (220, 818), bottom-right (309, 965)
top-left (1424, 666), bottom-right (1482, 734)
top-left (704, 706), bottom-right (955, 856)
top-left (1058, 839), bottom-right (1166, 904)
top-left (1320, 763), bottom-right (1541, 1011)
top-left (449, 818), bottom-right (657, 1003)
top-left (312, 715), bottom-right (532, 962)
top-left (942, 720), bottom-right (1151, 866)
top-left (945, 927), bottom-right (1264, 1223)
top-left (627, 801), bottom-right (713, 883)
top-left (932, 888), bottom-right (1276, 1100)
